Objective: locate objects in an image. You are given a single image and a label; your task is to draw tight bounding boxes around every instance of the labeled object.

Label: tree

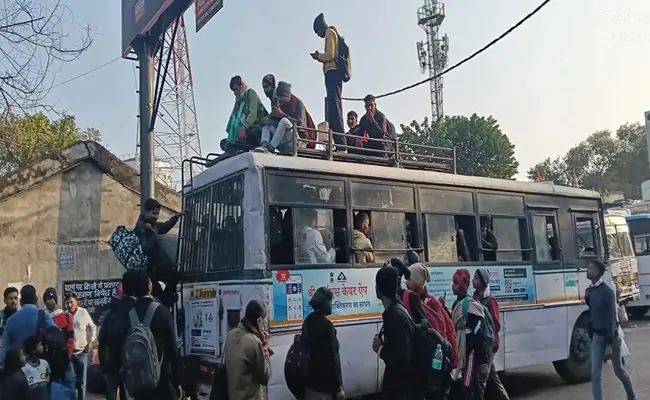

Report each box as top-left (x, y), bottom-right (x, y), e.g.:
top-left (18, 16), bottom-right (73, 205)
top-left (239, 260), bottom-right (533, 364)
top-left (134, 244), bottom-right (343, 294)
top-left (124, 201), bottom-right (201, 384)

top-left (527, 122), bottom-right (649, 198)
top-left (400, 114), bottom-right (519, 179)
top-left (0, 0), bottom-right (92, 114)
top-left (0, 112), bottom-right (101, 174)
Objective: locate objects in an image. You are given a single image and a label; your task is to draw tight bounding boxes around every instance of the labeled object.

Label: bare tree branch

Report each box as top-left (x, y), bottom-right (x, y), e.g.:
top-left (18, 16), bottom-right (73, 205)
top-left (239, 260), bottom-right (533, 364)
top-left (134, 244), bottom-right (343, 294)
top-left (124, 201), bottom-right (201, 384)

top-left (0, 0), bottom-right (93, 115)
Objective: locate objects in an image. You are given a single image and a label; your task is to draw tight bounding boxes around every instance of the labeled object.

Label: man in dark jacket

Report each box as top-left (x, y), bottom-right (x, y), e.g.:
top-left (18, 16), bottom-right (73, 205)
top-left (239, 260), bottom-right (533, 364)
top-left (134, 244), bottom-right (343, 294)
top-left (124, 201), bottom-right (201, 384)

top-left (135, 198), bottom-right (184, 307)
top-left (303, 287), bottom-right (344, 400)
top-left (585, 260), bottom-right (636, 400)
top-left (355, 95), bottom-right (393, 158)
top-left (98, 279), bottom-right (135, 400)
top-left (373, 266), bottom-right (414, 400)
top-left (385, 258), bottom-right (426, 324)
top-left (105, 270), bottom-right (182, 400)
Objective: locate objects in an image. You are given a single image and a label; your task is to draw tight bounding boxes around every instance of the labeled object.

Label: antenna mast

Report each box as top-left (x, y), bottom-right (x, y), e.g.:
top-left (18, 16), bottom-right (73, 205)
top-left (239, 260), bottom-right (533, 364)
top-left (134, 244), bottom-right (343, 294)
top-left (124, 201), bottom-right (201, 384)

top-left (416, 0), bottom-right (449, 121)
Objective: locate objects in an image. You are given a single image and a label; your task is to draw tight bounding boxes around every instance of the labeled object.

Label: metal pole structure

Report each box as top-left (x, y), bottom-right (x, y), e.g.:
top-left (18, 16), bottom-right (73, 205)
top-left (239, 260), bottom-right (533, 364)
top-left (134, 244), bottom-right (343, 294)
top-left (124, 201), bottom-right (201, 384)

top-left (134, 36), bottom-right (157, 211)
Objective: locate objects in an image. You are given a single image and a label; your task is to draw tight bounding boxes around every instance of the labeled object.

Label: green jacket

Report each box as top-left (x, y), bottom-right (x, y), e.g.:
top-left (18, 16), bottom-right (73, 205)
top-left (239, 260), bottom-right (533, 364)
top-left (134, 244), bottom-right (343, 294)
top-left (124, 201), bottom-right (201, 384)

top-left (226, 89), bottom-right (268, 143)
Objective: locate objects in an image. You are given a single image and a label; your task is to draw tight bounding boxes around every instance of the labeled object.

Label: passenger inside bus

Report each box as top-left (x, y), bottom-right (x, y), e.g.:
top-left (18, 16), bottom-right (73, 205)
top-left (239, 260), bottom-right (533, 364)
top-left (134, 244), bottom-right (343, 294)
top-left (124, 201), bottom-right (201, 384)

top-left (480, 218), bottom-right (499, 262)
top-left (352, 212), bottom-right (375, 264)
top-left (269, 207), bottom-right (348, 265)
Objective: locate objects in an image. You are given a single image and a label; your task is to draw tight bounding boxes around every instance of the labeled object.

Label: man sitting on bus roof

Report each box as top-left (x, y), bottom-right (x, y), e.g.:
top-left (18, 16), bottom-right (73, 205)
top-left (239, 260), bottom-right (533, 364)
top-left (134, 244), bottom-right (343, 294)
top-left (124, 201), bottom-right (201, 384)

top-left (256, 82), bottom-right (315, 153)
top-left (355, 95), bottom-right (394, 158)
top-left (262, 74), bottom-right (278, 108)
top-left (225, 76), bottom-right (268, 154)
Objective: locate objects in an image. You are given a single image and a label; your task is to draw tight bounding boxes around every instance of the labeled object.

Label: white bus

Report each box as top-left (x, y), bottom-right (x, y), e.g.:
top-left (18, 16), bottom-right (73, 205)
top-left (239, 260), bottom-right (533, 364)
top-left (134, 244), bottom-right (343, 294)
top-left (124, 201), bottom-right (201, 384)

top-left (626, 214), bottom-right (650, 317)
top-left (174, 139), bottom-right (613, 398)
top-left (601, 214), bottom-right (639, 304)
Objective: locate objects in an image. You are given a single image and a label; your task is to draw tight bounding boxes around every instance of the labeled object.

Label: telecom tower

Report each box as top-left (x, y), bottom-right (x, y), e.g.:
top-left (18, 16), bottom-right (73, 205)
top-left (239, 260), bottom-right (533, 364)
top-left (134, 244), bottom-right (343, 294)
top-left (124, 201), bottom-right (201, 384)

top-left (133, 16), bottom-right (202, 190)
top-left (416, 0), bottom-right (449, 121)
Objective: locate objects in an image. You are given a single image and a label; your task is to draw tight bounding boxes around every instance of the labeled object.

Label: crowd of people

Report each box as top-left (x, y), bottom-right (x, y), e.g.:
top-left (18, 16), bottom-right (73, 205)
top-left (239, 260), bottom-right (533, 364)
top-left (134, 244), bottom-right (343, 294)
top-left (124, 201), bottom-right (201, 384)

top-left (0, 285), bottom-right (96, 400)
top-left (218, 13), bottom-right (397, 160)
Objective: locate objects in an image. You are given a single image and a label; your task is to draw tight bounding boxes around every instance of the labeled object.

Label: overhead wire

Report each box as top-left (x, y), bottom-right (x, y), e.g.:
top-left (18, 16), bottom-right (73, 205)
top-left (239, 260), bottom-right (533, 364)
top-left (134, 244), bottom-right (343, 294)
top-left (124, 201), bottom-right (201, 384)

top-left (342, 0), bottom-right (553, 101)
top-left (50, 57), bottom-right (121, 89)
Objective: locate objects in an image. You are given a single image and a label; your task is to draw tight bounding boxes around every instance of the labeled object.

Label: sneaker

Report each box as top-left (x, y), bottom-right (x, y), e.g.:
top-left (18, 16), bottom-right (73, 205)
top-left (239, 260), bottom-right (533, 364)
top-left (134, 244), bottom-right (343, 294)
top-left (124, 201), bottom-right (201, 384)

top-left (253, 146), bottom-right (270, 153)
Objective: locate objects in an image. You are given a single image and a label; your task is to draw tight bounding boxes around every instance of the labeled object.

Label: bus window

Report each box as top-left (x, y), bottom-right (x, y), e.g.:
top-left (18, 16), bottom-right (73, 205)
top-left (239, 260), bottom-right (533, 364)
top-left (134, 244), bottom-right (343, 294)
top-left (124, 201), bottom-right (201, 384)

top-left (616, 227), bottom-right (634, 258)
top-left (574, 215), bottom-right (598, 258)
top-left (532, 214), bottom-right (560, 262)
top-left (606, 226), bottom-right (623, 260)
top-left (633, 234), bottom-right (650, 255)
top-left (419, 188), bottom-right (477, 262)
top-left (482, 216), bottom-right (530, 262)
top-left (269, 207), bottom-right (347, 266)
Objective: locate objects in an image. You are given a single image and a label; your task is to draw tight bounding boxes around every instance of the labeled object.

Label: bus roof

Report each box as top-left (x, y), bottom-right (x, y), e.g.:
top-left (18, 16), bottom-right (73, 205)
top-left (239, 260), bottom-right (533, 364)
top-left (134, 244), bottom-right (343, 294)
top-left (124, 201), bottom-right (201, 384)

top-left (626, 214), bottom-right (650, 221)
top-left (604, 214), bottom-right (628, 225)
top-left (186, 152), bottom-right (601, 199)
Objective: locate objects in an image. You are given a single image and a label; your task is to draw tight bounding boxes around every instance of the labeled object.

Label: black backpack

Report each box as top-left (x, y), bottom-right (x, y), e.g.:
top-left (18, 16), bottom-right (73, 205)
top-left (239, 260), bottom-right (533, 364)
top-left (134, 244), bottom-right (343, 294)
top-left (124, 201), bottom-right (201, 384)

top-left (284, 324), bottom-right (310, 399)
top-left (37, 310), bottom-right (69, 383)
top-left (411, 318), bottom-right (454, 397)
top-left (336, 31), bottom-right (351, 83)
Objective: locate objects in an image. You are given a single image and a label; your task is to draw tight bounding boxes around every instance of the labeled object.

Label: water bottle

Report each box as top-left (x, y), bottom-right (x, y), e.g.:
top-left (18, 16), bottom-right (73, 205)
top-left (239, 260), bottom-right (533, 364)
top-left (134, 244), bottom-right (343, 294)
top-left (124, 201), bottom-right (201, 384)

top-left (432, 344), bottom-right (443, 370)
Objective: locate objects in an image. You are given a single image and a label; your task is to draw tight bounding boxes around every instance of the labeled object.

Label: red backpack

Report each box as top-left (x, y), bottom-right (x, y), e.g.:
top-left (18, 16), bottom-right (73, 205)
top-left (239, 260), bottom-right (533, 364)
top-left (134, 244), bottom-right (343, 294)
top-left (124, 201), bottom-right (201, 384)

top-left (402, 289), bottom-right (459, 369)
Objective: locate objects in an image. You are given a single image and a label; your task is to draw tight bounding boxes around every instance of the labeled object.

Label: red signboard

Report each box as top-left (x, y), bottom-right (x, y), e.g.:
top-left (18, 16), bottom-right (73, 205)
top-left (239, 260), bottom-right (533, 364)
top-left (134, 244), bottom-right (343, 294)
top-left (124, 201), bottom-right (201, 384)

top-left (195, 0), bottom-right (223, 33)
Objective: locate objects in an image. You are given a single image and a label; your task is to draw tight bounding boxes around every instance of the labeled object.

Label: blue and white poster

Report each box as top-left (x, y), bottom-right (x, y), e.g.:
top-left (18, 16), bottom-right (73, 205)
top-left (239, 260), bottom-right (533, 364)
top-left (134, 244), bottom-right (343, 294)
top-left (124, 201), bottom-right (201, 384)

top-left (271, 265), bottom-right (536, 326)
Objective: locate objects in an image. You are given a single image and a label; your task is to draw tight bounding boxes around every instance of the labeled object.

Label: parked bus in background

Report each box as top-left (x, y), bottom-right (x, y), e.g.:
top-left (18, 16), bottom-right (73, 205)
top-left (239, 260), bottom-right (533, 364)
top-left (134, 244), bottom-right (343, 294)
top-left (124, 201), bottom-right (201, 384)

top-left (171, 130), bottom-right (615, 399)
top-left (601, 212), bottom-right (639, 304)
top-left (625, 214), bottom-right (650, 317)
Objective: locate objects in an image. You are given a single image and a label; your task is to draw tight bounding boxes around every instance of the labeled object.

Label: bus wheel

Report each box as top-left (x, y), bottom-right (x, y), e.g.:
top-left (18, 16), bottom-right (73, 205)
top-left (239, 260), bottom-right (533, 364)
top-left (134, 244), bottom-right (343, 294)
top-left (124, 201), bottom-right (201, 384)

top-left (627, 306), bottom-right (650, 319)
top-left (553, 314), bottom-right (592, 383)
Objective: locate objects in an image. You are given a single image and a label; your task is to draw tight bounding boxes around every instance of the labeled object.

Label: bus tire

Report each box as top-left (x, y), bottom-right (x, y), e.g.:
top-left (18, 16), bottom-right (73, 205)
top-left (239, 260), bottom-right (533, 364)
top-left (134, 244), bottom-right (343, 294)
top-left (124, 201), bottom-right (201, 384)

top-left (553, 313), bottom-right (592, 384)
top-left (627, 306), bottom-right (650, 319)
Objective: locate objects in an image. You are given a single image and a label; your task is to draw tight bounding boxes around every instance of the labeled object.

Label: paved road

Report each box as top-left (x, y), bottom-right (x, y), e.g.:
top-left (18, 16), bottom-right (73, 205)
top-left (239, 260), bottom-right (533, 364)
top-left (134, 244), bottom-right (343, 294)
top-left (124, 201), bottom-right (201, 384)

top-left (88, 318), bottom-right (650, 400)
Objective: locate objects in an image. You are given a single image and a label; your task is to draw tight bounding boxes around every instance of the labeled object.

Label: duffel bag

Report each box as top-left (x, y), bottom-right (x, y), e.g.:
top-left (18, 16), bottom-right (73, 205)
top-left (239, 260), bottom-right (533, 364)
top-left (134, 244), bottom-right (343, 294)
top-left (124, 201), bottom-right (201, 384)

top-left (109, 225), bottom-right (148, 270)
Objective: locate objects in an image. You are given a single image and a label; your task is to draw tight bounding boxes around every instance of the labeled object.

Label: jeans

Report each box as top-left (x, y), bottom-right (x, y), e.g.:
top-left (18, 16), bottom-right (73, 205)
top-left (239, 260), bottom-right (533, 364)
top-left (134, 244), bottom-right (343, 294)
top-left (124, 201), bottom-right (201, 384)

top-left (486, 363), bottom-right (509, 400)
top-left (261, 117), bottom-right (294, 152)
top-left (63, 363), bottom-right (76, 399)
top-left (325, 71), bottom-right (345, 146)
top-left (72, 352), bottom-right (88, 400)
top-left (591, 333), bottom-right (636, 400)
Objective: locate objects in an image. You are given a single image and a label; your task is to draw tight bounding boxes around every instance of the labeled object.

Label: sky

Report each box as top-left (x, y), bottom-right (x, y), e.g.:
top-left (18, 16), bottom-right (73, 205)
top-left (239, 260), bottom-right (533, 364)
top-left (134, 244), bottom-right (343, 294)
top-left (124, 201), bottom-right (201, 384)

top-left (47, 0), bottom-right (650, 180)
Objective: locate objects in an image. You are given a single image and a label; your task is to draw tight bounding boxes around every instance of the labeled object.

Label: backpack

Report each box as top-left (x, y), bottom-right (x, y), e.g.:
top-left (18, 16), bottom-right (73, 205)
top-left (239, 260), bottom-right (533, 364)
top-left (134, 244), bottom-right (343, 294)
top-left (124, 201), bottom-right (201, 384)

top-left (386, 120), bottom-right (396, 141)
top-left (334, 30), bottom-right (351, 83)
top-left (401, 295), bottom-right (454, 396)
top-left (109, 225), bottom-right (149, 271)
top-left (462, 296), bottom-right (496, 356)
top-left (284, 324), bottom-right (310, 399)
top-left (402, 290), bottom-right (459, 369)
top-left (120, 302), bottom-right (162, 396)
top-left (37, 310), bottom-right (69, 383)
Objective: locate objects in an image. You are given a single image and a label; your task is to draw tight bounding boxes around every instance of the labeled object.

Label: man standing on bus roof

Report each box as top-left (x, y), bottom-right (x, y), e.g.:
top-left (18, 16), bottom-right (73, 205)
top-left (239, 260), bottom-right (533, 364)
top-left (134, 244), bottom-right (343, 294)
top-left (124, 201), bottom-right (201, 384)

top-left (352, 212), bottom-right (375, 264)
top-left (473, 270), bottom-right (509, 400)
top-left (311, 13), bottom-right (346, 149)
top-left (585, 260), bottom-right (636, 400)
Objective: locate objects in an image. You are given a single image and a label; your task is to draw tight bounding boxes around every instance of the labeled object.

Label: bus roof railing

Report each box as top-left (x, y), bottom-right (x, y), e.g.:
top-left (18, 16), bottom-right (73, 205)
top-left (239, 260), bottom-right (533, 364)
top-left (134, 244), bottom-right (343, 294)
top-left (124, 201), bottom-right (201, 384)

top-left (199, 124), bottom-right (456, 175)
top-left (291, 126), bottom-right (456, 174)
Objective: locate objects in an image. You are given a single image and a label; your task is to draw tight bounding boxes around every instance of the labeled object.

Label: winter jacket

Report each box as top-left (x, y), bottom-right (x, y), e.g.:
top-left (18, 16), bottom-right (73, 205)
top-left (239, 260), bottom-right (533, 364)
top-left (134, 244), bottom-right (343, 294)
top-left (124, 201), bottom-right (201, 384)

top-left (224, 322), bottom-right (271, 400)
top-left (379, 301), bottom-right (414, 397)
top-left (353, 230), bottom-right (375, 264)
top-left (303, 311), bottom-right (342, 394)
top-left (47, 309), bottom-right (74, 358)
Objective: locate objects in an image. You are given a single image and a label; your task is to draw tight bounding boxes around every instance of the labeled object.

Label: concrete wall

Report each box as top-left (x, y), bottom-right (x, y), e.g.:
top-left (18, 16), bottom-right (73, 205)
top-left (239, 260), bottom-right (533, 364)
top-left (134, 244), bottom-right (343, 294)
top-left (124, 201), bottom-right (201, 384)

top-left (0, 160), bottom-right (180, 299)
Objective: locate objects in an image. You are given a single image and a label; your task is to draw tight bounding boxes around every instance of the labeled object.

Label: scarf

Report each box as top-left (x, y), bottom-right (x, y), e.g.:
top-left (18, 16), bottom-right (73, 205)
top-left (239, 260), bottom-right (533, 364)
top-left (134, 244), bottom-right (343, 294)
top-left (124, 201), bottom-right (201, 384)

top-left (241, 318), bottom-right (264, 342)
top-left (225, 88), bottom-right (251, 143)
top-left (451, 294), bottom-right (485, 376)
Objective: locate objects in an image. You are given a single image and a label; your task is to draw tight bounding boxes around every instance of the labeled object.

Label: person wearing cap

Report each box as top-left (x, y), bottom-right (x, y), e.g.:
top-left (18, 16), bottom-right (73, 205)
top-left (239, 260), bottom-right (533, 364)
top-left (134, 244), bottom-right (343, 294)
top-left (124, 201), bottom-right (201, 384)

top-left (472, 269), bottom-right (509, 400)
top-left (448, 269), bottom-right (489, 400)
top-left (372, 265), bottom-right (414, 399)
top-left (226, 75), bottom-right (268, 152)
top-left (66, 292), bottom-right (96, 400)
top-left (384, 258), bottom-right (426, 324)
top-left (261, 74), bottom-right (278, 108)
top-left (0, 285), bottom-right (58, 362)
top-left (303, 287), bottom-right (344, 400)
top-left (256, 81), bottom-right (311, 154)
top-left (311, 13), bottom-right (346, 148)
top-left (43, 287), bottom-right (75, 390)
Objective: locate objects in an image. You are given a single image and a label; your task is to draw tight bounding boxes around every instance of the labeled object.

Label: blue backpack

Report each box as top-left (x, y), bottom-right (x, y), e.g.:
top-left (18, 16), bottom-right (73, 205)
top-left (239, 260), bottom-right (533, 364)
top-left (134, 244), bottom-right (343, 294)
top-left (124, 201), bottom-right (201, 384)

top-left (462, 296), bottom-right (496, 355)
